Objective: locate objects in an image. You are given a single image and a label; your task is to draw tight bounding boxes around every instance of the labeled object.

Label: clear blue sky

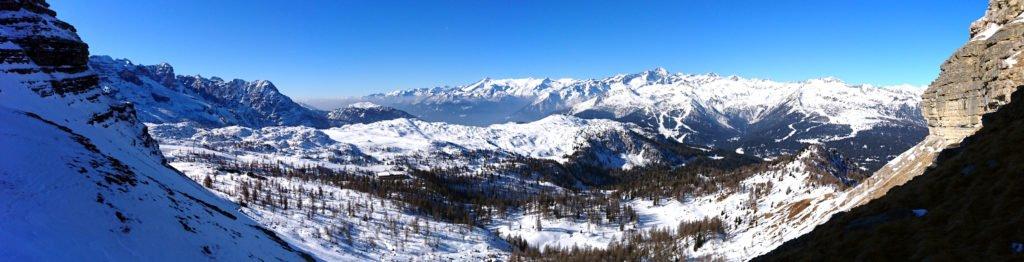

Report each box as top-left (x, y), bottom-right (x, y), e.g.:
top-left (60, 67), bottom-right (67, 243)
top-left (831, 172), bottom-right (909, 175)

top-left (49, 0), bottom-right (985, 98)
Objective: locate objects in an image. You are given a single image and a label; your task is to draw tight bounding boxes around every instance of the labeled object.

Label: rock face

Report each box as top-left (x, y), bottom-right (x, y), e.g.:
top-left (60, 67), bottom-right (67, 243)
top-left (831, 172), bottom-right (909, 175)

top-left (0, 0), bottom-right (96, 97)
top-left (757, 1), bottom-right (1024, 260)
top-left (0, 1), bottom-right (312, 260)
top-left (925, 1), bottom-right (1024, 142)
top-left (850, 0), bottom-right (1024, 206)
top-left (180, 75), bottom-right (330, 127)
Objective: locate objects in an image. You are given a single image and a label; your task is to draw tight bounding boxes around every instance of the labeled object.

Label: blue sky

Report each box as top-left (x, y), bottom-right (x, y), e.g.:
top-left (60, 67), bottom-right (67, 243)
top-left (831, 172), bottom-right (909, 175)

top-left (50, 0), bottom-right (985, 98)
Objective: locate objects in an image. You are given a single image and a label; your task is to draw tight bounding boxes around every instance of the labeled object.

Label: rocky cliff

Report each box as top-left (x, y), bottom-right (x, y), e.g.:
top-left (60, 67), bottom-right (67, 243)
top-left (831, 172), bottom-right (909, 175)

top-left (844, 0), bottom-right (1024, 207)
top-left (757, 0), bottom-right (1024, 260)
top-left (925, 0), bottom-right (1024, 141)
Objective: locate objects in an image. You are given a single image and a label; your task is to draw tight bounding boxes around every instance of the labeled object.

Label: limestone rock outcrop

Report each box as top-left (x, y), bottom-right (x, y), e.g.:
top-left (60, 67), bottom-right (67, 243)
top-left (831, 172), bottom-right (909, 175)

top-left (926, 2), bottom-right (1024, 142)
top-left (757, 1), bottom-right (1024, 259)
top-left (848, 0), bottom-right (1024, 206)
top-left (757, 64), bottom-right (1024, 262)
top-left (0, 0), bottom-right (97, 97)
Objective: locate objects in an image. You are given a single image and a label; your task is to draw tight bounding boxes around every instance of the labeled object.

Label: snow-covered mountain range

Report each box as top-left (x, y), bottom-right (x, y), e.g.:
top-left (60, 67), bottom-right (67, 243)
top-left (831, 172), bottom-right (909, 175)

top-left (351, 70), bottom-right (927, 172)
top-left (89, 56), bottom-right (329, 127)
top-left (92, 53), bottom-right (925, 172)
top-left (88, 56), bottom-right (417, 129)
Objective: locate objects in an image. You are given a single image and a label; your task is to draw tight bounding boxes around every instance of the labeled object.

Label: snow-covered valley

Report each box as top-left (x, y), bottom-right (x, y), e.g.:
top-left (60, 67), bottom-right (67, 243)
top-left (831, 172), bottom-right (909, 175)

top-left (146, 112), bottom-right (872, 260)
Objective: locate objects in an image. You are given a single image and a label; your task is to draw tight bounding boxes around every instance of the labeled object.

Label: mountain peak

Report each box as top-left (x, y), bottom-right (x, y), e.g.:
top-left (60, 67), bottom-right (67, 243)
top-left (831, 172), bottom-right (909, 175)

top-left (250, 79), bottom-right (277, 90)
top-left (648, 67), bottom-right (669, 77)
top-left (461, 77), bottom-right (493, 92)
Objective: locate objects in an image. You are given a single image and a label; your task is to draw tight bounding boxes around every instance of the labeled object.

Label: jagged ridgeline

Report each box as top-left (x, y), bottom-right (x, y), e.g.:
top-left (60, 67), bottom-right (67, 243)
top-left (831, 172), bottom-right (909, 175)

top-left (355, 69), bottom-right (927, 173)
top-left (0, 0), bottom-right (312, 260)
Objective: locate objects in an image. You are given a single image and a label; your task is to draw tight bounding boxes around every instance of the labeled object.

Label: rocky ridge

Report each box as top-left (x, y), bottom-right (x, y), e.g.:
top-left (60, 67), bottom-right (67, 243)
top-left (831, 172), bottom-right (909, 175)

top-left (89, 56), bottom-right (331, 128)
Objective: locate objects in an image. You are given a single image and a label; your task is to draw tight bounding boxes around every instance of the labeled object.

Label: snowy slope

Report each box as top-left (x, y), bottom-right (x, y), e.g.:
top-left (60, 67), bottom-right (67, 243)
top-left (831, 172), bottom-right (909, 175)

top-left (149, 111), bottom-right (862, 260)
top-left (166, 160), bottom-right (511, 261)
top-left (0, 1), bottom-right (312, 260)
top-left (357, 69), bottom-right (927, 171)
top-left (492, 145), bottom-right (862, 260)
top-left (149, 115), bottom-right (708, 260)
top-left (324, 115), bottom-right (660, 168)
top-left (150, 114), bottom-right (715, 174)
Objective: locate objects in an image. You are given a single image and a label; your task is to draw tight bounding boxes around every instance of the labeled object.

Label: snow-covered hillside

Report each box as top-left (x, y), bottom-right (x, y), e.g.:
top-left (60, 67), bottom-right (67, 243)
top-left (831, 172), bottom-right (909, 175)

top-left (167, 161), bottom-right (511, 261)
top-left (149, 114), bottom-right (715, 260)
top-left (491, 145), bottom-right (863, 260)
top-left (152, 114), bottom-right (860, 260)
top-left (150, 114), bottom-right (724, 175)
top-left (354, 69), bottom-right (927, 171)
top-left (0, 1), bottom-right (312, 260)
